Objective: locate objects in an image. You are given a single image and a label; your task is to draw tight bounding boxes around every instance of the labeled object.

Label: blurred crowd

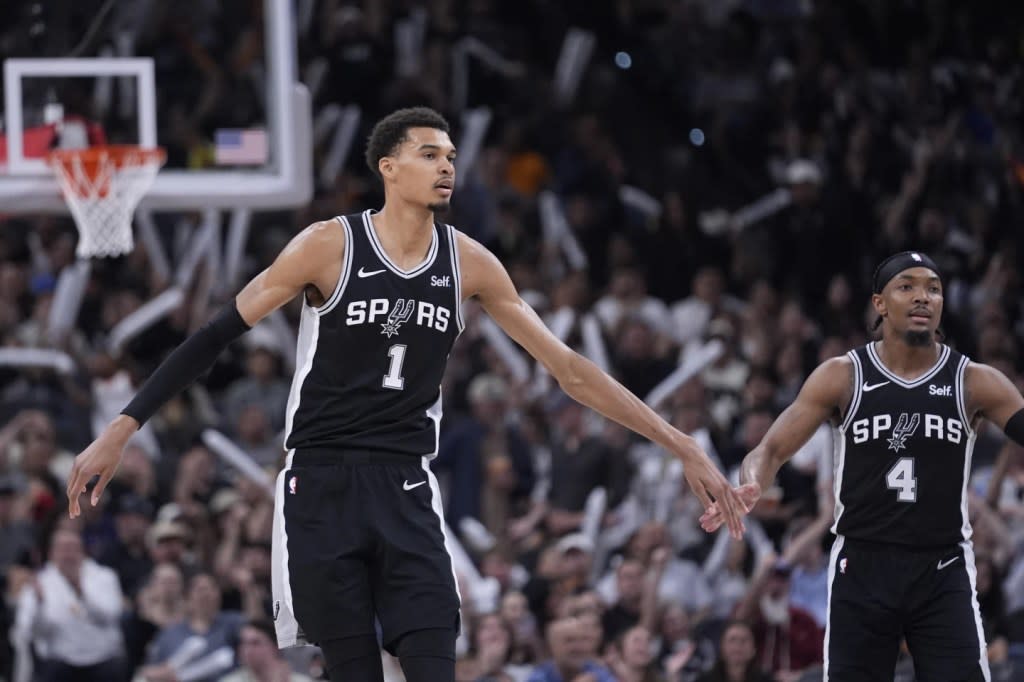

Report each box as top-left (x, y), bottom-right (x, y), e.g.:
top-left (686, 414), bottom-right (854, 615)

top-left (2, 1), bottom-right (1024, 681)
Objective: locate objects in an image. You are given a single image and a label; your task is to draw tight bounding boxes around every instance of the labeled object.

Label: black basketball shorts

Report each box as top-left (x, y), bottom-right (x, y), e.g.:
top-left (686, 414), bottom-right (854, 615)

top-left (271, 449), bottom-right (461, 653)
top-left (825, 536), bottom-right (990, 682)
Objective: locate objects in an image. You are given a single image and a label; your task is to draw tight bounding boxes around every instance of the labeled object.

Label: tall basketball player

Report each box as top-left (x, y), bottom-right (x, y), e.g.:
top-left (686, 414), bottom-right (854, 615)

top-left (701, 251), bottom-right (1024, 681)
top-left (66, 107), bottom-right (747, 682)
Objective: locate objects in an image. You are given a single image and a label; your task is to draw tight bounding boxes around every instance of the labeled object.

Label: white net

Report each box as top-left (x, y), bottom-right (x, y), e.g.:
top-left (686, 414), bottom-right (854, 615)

top-left (49, 146), bottom-right (165, 258)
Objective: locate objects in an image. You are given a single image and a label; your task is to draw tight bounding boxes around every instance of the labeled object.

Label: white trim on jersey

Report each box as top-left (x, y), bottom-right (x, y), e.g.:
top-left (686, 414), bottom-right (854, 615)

top-left (830, 426), bottom-right (848, 536)
top-left (271, 465), bottom-right (302, 648)
top-left (446, 225), bottom-right (465, 334)
top-left (959, 429), bottom-right (978, 543)
top-left (276, 304), bottom-right (321, 643)
top-left (961, 541), bottom-right (993, 682)
top-left (426, 391), bottom-right (443, 460)
top-left (823, 534), bottom-right (845, 682)
top-left (866, 342), bottom-right (950, 387)
top-left (361, 209), bottom-right (439, 278)
top-left (832, 350), bottom-right (857, 536)
top-left (840, 350), bottom-right (863, 432)
top-left (283, 306), bottom-right (321, 449)
top-left (957, 353), bottom-right (977, 546)
top-left (314, 217), bottom-right (354, 315)
top-left (955, 354), bottom-right (973, 437)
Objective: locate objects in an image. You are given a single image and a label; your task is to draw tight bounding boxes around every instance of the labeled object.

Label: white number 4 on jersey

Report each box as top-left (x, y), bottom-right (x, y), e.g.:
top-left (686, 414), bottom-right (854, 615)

top-left (886, 457), bottom-right (917, 502)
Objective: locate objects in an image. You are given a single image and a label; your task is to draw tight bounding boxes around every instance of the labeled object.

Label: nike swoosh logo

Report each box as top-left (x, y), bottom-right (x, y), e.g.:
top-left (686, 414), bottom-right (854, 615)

top-left (403, 480), bottom-right (426, 491)
top-left (862, 381), bottom-right (890, 392)
top-left (358, 267), bottom-right (386, 278)
top-left (937, 557), bottom-right (959, 570)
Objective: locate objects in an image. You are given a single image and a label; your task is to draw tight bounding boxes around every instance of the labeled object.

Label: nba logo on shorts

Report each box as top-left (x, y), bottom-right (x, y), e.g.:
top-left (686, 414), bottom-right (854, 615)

top-left (289, 475), bottom-right (297, 495)
top-left (840, 557), bottom-right (848, 574)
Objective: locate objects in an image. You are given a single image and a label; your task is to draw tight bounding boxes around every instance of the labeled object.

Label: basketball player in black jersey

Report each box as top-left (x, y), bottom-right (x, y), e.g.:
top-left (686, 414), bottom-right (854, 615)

top-left (65, 107), bottom-right (747, 682)
top-left (701, 251), bottom-right (1024, 681)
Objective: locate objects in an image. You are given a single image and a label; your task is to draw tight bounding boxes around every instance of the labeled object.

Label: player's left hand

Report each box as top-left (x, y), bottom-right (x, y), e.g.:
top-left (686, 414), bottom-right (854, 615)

top-left (699, 483), bottom-right (761, 534)
top-left (682, 457), bottom-right (749, 539)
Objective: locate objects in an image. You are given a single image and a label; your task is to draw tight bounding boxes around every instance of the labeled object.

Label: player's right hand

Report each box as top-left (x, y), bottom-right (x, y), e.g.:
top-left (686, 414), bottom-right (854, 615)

top-left (66, 416), bottom-right (136, 518)
top-left (699, 483), bottom-right (761, 533)
top-left (681, 453), bottom-right (748, 539)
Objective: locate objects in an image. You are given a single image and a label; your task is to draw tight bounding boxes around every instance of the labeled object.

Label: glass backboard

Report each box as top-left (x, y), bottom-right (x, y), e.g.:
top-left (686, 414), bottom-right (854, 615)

top-left (0, 0), bottom-right (310, 212)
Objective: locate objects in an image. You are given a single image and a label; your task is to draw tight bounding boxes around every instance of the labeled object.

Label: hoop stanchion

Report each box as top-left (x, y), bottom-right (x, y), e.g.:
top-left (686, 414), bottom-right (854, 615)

top-left (48, 145), bottom-right (166, 258)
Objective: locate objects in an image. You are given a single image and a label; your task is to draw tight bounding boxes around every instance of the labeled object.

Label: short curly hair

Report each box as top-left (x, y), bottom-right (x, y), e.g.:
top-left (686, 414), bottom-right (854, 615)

top-left (365, 107), bottom-right (451, 179)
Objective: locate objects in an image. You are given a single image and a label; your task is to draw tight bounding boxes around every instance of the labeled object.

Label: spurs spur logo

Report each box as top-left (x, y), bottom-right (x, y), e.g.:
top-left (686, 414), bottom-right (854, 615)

top-left (381, 299), bottom-right (415, 338)
top-left (887, 412), bottom-right (920, 452)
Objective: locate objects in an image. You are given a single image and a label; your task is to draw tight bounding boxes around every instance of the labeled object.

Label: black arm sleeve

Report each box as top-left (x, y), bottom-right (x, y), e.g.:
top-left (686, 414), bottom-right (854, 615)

top-left (121, 302), bottom-right (251, 426)
top-left (1005, 408), bottom-right (1024, 447)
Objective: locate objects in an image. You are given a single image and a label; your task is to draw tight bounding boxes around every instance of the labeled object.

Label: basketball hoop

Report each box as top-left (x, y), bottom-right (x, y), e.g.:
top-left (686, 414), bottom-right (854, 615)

top-left (48, 145), bottom-right (166, 258)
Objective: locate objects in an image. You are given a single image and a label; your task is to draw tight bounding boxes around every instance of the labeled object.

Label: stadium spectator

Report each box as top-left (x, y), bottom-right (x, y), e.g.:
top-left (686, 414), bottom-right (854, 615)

top-left (526, 617), bottom-right (616, 682)
top-left (11, 528), bottom-right (126, 682)
top-left (607, 624), bottom-right (666, 682)
top-left (219, 619), bottom-right (314, 682)
top-left (437, 373), bottom-right (536, 531)
top-left (732, 556), bottom-right (822, 678)
top-left (141, 571), bottom-right (243, 682)
top-left (123, 562), bottom-right (186, 673)
top-left (98, 492), bottom-right (155, 599)
top-left (544, 393), bottom-right (632, 536)
top-left (694, 620), bottom-right (773, 682)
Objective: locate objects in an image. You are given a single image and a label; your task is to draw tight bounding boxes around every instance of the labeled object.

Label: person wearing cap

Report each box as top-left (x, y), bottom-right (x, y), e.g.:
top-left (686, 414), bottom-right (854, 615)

top-left (703, 250), bottom-right (1024, 680)
top-left (146, 520), bottom-right (191, 569)
top-left (97, 492), bottom-right (155, 598)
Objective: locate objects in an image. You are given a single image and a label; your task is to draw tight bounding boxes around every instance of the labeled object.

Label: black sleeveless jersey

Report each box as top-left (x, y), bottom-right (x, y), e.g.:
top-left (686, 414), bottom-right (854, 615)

top-left (833, 343), bottom-right (975, 547)
top-left (283, 210), bottom-right (464, 457)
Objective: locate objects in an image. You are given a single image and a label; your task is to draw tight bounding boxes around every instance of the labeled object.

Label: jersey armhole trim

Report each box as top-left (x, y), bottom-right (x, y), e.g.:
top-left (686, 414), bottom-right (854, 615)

top-left (955, 355), bottom-right (973, 437)
top-left (839, 350), bottom-right (862, 432)
top-left (447, 225), bottom-right (465, 333)
top-left (314, 216), bottom-right (353, 315)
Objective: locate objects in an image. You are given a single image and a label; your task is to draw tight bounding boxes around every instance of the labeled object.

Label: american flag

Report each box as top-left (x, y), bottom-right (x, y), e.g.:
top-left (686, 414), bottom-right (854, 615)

top-left (214, 128), bottom-right (268, 165)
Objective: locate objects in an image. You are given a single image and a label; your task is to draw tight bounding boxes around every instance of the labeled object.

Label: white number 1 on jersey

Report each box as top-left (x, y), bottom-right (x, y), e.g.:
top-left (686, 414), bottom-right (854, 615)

top-left (886, 457), bottom-right (917, 503)
top-left (382, 344), bottom-right (407, 390)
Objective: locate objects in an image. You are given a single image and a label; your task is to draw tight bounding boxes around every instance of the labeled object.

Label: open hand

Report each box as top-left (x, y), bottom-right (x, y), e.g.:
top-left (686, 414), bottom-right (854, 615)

top-left (665, 642), bottom-right (696, 675)
top-left (66, 417), bottom-right (136, 518)
top-left (682, 454), bottom-right (748, 539)
top-left (700, 483), bottom-right (761, 533)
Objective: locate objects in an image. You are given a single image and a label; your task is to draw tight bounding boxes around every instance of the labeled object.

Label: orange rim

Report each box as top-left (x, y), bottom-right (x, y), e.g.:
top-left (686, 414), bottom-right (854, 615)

top-left (48, 145), bottom-right (166, 198)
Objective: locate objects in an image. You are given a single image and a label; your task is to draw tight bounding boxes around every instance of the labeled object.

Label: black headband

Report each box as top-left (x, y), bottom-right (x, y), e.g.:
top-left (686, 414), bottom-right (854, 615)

top-left (872, 251), bottom-right (942, 294)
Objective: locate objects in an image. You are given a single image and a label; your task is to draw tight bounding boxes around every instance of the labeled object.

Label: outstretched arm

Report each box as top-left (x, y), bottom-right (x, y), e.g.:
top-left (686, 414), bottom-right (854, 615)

top-left (457, 232), bottom-right (747, 538)
top-left (702, 357), bottom-right (850, 533)
top-left (67, 221), bottom-right (346, 516)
